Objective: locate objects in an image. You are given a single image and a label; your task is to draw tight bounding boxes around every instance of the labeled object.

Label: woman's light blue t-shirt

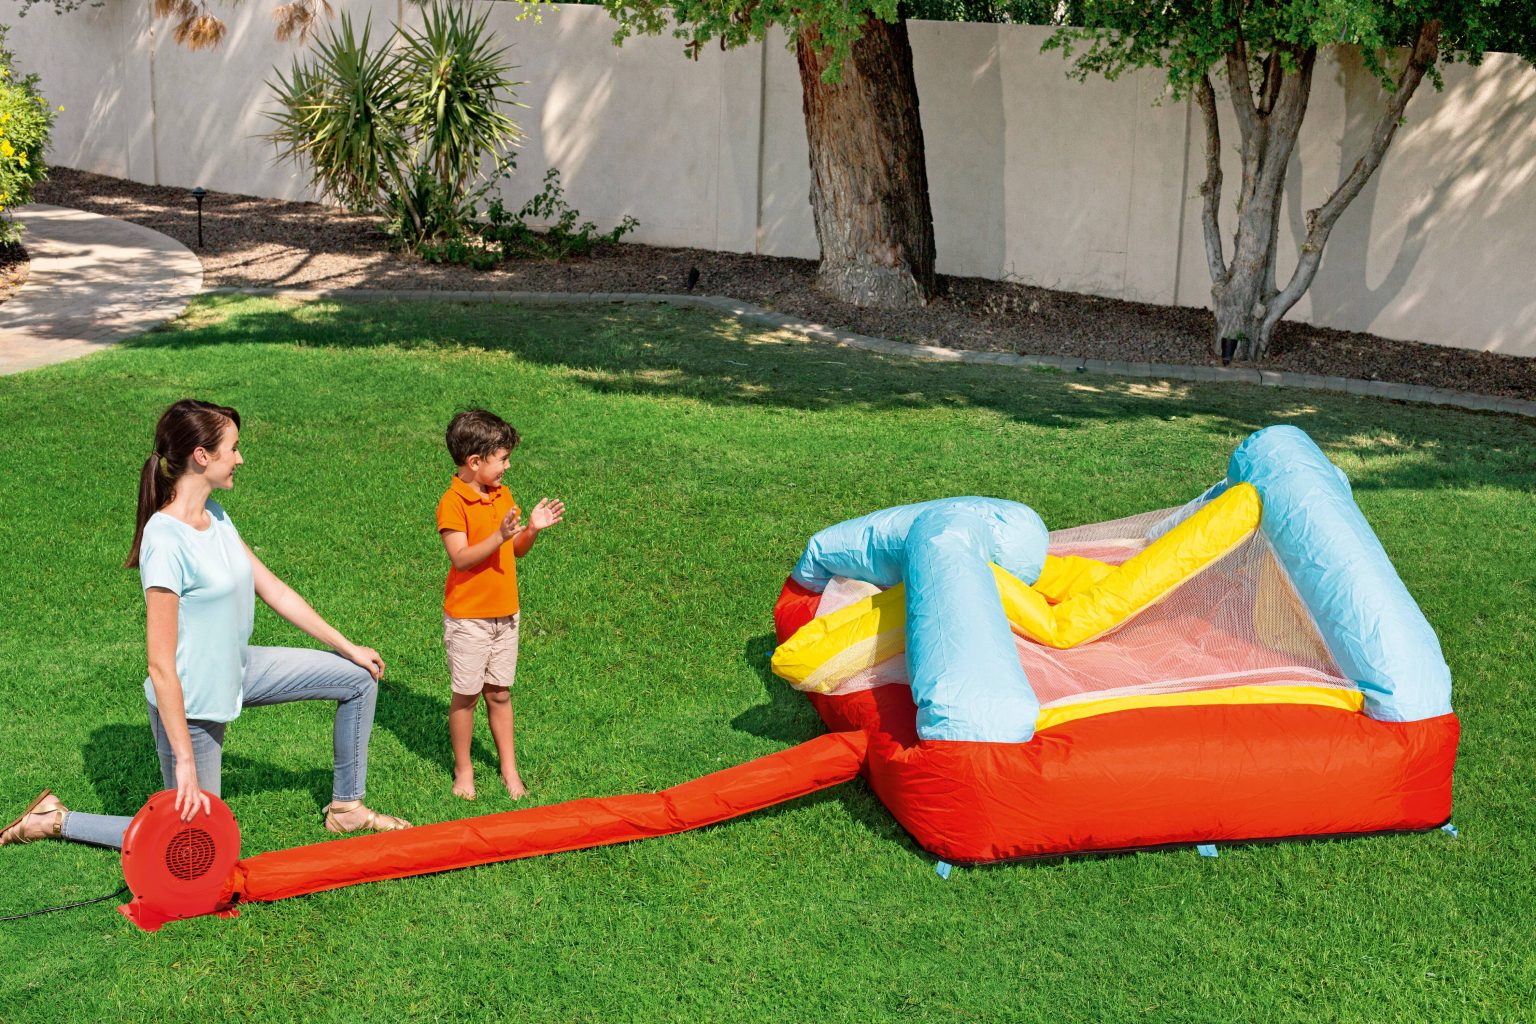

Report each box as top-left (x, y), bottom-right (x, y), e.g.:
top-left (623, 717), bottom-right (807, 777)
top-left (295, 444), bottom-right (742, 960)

top-left (138, 499), bottom-right (255, 723)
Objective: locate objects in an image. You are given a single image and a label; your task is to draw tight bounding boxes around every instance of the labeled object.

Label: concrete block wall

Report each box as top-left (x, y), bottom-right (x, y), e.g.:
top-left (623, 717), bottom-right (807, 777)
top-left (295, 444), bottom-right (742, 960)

top-left (6, 3), bottom-right (1534, 354)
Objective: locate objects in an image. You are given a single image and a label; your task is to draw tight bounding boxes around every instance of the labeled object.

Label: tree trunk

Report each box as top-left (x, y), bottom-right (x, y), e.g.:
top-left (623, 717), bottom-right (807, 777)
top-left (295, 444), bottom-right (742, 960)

top-left (1206, 45), bottom-right (1316, 362)
top-left (1204, 24), bottom-right (1442, 362)
top-left (796, 19), bottom-right (936, 309)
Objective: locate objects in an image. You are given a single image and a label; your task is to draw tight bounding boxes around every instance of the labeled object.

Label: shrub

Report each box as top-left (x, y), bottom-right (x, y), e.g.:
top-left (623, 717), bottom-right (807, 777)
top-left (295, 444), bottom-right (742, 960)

top-left (265, 2), bottom-right (522, 249)
top-left (412, 168), bottom-right (640, 269)
top-left (484, 168), bottom-right (639, 261)
top-left (0, 25), bottom-right (56, 245)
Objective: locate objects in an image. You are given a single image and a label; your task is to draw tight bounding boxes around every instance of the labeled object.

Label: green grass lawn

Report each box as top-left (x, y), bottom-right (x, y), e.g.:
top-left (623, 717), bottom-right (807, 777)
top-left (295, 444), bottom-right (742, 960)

top-left (1, 295), bottom-right (1532, 1022)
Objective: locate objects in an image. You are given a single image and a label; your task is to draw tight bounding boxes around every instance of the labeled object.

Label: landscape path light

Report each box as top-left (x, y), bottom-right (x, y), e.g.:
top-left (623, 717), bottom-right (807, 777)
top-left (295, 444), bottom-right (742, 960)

top-left (190, 186), bottom-right (207, 249)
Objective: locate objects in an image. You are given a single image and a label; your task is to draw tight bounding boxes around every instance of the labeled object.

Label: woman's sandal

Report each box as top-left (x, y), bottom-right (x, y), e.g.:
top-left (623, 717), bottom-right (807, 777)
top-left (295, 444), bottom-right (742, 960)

top-left (0, 789), bottom-right (65, 846)
top-left (323, 799), bottom-right (411, 835)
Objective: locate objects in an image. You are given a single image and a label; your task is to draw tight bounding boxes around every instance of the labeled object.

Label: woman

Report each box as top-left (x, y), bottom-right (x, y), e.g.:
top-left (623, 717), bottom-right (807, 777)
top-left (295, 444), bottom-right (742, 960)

top-left (1, 399), bottom-right (410, 847)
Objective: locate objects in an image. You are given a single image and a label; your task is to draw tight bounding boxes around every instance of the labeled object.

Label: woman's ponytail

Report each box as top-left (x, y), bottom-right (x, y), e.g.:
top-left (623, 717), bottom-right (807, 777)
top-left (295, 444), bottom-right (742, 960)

top-left (125, 400), bottom-right (242, 568)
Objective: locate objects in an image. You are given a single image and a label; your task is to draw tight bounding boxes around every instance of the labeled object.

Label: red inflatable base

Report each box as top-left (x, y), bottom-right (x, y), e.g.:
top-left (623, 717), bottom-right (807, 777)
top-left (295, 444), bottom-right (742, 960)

top-left (774, 578), bottom-right (1459, 863)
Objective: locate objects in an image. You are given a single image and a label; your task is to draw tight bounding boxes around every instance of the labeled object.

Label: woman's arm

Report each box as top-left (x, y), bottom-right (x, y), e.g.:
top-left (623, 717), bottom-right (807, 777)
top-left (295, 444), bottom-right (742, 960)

top-left (244, 543), bottom-right (385, 679)
top-left (145, 587), bottom-right (212, 822)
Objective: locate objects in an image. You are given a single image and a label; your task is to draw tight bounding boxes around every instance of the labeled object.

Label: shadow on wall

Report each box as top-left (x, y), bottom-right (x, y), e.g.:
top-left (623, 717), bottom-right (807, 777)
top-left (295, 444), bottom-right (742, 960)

top-left (1288, 49), bottom-right (1431, 333)
top-left (117, 295), bottom-right (1536, 496)
top-left (914, 23), bottom-right (1008, 281)
top-left (1293, 51), bottom-right (1536, 349)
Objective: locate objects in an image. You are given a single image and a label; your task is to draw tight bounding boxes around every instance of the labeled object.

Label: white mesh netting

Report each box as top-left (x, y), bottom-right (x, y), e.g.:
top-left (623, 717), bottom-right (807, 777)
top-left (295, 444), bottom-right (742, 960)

top-left (812, 507), bottom-right (1356, 708)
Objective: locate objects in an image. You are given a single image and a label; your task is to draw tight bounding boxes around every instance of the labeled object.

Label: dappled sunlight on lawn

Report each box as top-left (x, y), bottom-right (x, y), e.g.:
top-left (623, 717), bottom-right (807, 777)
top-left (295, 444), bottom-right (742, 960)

top-left (112, 294), bottom-right (1536, 503)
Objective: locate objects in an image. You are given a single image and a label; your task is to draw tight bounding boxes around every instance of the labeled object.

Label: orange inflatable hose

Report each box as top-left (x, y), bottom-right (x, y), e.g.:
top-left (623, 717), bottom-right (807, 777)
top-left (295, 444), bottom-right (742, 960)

top-left (225, 730), bottom-right (869, 905)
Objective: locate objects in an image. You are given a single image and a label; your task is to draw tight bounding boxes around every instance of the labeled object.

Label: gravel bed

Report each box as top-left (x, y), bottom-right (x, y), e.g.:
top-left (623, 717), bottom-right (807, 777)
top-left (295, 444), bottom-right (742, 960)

top-left (36, 166), bottom-right (1536, 401)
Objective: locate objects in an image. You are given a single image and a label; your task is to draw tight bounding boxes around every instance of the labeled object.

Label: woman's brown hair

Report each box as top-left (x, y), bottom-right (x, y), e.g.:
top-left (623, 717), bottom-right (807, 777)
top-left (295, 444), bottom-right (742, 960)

top-left (125, 399), bottom-right (242, 568)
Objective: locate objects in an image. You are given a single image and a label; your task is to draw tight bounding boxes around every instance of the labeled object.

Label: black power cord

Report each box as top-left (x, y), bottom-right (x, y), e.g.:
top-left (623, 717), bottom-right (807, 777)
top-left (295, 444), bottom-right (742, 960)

top-left (1, 885), bottom-right (129, 922)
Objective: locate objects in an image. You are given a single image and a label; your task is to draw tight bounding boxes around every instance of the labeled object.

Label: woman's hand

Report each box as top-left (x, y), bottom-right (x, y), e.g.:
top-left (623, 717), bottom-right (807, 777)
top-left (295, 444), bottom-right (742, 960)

top-left (174, 758), bottom-right (210, 822)
top-left (345, 645), bottom-right (386, 681)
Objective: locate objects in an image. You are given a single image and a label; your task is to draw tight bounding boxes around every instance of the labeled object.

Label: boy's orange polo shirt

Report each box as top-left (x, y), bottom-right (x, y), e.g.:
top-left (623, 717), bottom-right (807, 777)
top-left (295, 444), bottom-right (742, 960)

top-left (436, 476), bottom-right (520, 618)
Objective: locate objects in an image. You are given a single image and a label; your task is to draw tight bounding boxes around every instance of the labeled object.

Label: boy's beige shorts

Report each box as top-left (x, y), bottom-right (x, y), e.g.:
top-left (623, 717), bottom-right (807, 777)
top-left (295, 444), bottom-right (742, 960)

top-left (443, 613), bottom-right (520, 695)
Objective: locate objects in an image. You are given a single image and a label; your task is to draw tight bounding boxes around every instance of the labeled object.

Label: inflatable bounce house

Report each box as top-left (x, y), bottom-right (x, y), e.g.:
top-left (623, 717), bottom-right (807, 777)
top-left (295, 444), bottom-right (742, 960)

top-left (114, 425), bottom-right (1456, 929)
top-left (768, 424), bottom-right (1458, 862)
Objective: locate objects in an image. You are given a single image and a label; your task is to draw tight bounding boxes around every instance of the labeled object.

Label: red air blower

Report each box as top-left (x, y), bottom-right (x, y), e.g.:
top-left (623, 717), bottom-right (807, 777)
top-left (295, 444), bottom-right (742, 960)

top-left (119, 791), bottom-right (242, 932)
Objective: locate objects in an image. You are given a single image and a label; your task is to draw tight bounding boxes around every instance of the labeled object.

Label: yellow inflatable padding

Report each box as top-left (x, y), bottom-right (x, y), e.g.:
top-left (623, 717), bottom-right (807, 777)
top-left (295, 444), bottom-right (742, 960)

top-left (1034, 684), bottom-right (1364, 733)
top-left (771, 484), bottom-right (1262, 691)
top-left (1031, 555), bottom-right (1116, 604)
top-left (1000, 482), bottom-right (1262, 649)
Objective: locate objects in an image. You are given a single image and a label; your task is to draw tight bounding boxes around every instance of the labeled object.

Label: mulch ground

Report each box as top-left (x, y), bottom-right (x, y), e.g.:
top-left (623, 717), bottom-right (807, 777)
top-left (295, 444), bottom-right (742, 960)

top-left (35, 166), bottom-right (1536, 401)
top-left (0, 241), bottom-right (29, 306)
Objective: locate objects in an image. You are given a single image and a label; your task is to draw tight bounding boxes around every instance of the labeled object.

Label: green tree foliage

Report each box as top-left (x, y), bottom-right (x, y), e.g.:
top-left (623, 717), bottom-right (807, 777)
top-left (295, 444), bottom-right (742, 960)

top-left (898, 0), bottom-right (1079, 24)
top-left (600, 0), bottom-right (898, 80)
top-left (1047, 1), bottom-right (1536, 359)
top-left (1050, 1), bottom-right (1531, 95)
top-left (0, 25), bottom-right (56, 246)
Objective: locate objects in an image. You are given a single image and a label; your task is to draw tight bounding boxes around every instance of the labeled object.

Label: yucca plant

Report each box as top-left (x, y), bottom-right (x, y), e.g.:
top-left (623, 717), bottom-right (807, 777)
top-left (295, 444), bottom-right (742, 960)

top-left (265, 3), bottom-right (521, 248)
top-left (397, 2), bottom-right (523, 238)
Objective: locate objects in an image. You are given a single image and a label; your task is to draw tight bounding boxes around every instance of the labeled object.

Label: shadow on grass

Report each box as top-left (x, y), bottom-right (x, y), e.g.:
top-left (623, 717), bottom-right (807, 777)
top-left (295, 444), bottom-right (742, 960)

top-left (84, 723), bottom-right (334, 813)
top-left (730, 632), bottom-right (928, 858)
top-left (730, 633), bottom-right (820, 747)
top-left (372, 677), bottom-right (504, 777)
top-left (117, 295), bottom-right (1536, 495)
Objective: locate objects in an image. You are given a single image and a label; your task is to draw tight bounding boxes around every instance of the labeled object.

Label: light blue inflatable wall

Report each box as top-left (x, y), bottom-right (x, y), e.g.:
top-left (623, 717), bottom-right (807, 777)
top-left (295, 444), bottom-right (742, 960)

top-left (791, 497), bottom-right (1048, 742)
top-left (1227, 426), bottom-right (1453, 722)
top-left (785, 427), bottom-right (1450, 745)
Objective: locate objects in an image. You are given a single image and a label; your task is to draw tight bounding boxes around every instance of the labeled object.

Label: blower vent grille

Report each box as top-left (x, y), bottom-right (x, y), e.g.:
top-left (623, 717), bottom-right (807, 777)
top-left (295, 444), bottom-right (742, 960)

top-left (165, 827), bottom-right (217, 881)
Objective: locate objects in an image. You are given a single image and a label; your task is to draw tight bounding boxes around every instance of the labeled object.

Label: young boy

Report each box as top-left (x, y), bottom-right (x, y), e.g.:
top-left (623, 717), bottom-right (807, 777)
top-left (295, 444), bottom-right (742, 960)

top-left (436, 409), bottom-right (565, 800)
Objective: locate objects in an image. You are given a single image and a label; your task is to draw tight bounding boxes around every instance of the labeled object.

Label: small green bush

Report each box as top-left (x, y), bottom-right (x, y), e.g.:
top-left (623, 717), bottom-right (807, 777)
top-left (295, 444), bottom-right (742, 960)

top-left (0, 25), bottom-right (56, 245)
top-left (414, 168), bottom-right (640, 270)
top-left (484, 168), bottom-right (639, 261)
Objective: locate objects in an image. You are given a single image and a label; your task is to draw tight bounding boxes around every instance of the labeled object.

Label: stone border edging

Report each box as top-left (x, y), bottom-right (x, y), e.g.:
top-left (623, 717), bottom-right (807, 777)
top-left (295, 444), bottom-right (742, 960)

top-left (204, 286), bottom-right (1536, 418)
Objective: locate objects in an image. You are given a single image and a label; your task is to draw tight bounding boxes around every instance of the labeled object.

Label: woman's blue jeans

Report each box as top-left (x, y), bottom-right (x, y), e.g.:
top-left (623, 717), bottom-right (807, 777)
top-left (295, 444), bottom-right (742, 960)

top-left (60, 646), bottom-right (379, 849)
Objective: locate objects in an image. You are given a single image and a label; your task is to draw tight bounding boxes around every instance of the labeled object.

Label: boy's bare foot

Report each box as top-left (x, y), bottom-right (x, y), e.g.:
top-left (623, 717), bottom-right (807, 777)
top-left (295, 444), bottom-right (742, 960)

top-left (503, 773), bottom-right (527, 801)
top-left (452, 770), bottom-right (476, 801)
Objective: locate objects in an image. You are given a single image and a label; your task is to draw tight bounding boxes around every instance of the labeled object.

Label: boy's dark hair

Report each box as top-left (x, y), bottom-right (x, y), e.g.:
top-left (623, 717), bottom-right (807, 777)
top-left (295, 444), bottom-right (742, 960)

top-left (446, 409), bottom-right (520, 465)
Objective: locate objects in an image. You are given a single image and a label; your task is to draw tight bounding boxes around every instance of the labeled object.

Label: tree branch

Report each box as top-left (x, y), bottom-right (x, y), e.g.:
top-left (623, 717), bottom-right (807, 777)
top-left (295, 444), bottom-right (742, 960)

top-left (1259, 50), bottom-right (1284, 115)
top-left (1252, 45), bottom-right (1315, 214)
top-left (1225, 23), bottom-right (1259, 149)
top-left (1266, 20), bottom-right (1442, 338)
top-left (1195, 74), bottom-right (1228, 285)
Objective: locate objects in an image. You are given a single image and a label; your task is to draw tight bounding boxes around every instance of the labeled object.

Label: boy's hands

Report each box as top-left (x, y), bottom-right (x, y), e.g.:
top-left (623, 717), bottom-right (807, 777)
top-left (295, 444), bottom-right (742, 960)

top-left (528, 498), bottom-right (565, 531)
top-left (496, 499), bottom-right (564, 540)
top-left (509, 498), bottom-right (564, 557)
top-left (497, 505), bottom-right (524, 542)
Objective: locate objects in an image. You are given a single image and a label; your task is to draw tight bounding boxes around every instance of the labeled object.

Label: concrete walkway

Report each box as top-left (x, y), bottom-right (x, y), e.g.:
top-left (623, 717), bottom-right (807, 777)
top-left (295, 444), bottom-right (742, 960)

top-left (0, 204), bottom-right (202, 375)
